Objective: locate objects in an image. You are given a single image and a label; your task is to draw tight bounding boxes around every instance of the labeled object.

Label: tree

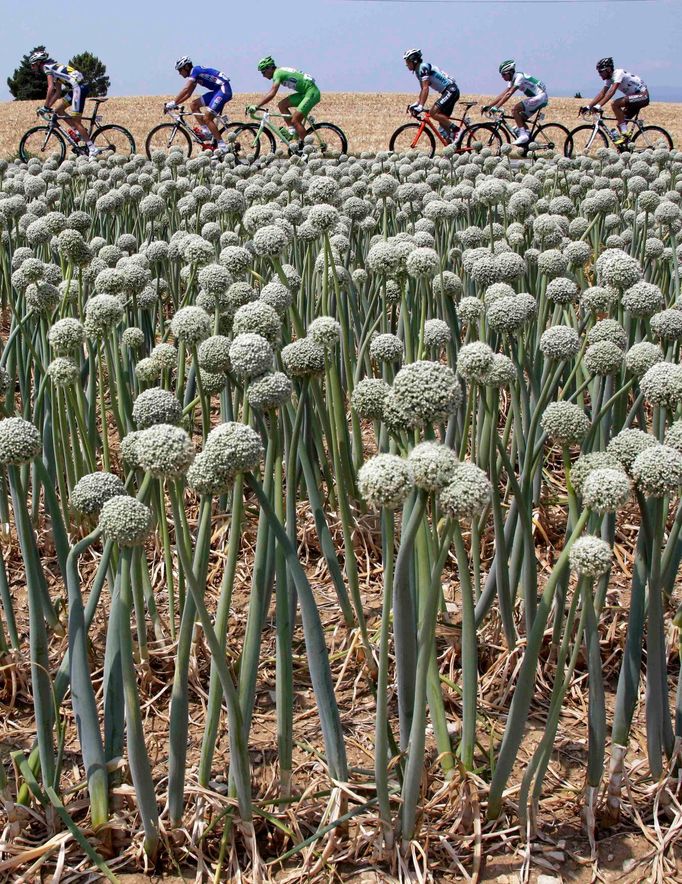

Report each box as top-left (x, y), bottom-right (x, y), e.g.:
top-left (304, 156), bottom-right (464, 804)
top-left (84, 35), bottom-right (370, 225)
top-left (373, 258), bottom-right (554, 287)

top-left (7, 46), bottom-right (47, 100)
top-left (69, 52), bottom-right (110, 96)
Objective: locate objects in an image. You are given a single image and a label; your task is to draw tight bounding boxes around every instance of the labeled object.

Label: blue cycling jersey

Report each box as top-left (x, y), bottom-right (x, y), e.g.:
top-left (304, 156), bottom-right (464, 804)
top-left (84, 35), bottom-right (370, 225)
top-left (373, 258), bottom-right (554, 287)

top-left (415, 61), bottom-right (455, 94)
top-left (188, 66), bottom-right (230, 91)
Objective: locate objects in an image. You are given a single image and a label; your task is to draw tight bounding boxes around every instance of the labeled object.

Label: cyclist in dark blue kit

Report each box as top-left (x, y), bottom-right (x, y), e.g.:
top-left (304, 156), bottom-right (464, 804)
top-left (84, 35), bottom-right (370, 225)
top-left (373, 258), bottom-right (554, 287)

top-left (403, 48), bottom-right (461, 143)
top-left (165, 56), bottom-right (233, 153)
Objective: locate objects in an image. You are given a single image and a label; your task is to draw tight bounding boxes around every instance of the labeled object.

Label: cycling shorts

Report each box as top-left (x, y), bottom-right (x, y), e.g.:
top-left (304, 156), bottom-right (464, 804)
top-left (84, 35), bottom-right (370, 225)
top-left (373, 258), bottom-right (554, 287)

top-left (285, 84), bottom-right (321, 118)
top-left (520, 92), bottom-right (548, 117)
top-left (433, 84), bottom-right (460, 116)
top-left (62, 83), bottom-right (89, 115)
top-left (621, 90), bottom-right (650, 118)
top-left (201, 82), bottom-right (233, 115)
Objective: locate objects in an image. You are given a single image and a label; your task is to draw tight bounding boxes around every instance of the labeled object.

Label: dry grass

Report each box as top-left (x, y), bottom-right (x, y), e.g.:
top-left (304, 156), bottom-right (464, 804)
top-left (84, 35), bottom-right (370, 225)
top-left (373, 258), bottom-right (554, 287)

top-left (1, 92), bottom-right (680, 157)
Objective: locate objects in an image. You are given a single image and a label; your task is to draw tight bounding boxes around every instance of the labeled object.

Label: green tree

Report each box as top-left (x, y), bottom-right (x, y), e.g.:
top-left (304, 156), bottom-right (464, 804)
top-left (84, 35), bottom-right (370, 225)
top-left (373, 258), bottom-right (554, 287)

top-left (69, 52), bottom-right (110, 96)
top-left (7, 46), bottom-right (48, 100)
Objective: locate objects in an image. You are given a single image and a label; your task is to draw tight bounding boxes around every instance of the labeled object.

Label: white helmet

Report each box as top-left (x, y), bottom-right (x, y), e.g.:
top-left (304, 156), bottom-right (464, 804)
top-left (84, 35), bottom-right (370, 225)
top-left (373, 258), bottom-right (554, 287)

top-left (175, 56), bottom-right (192, 71)
top-left (403, 49), bottom-right (422, 63)
top-left (29, 50), bottom-right (49, 66)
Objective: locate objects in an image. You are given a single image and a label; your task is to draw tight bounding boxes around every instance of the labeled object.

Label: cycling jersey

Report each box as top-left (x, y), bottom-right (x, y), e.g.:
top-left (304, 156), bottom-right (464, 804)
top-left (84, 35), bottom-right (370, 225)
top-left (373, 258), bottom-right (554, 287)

top-left (608, 69), bottom-right (647, 96)
top-left (273, 67), bottom-right (315, 93)
top-left (512, 72), bottom-right (546, 98)
top-left (188, 66), bottom-right (230, 91)
top-left (416, 62), bottom-right (455, 94)
top-left (43, 62), bottom-right (83, 88)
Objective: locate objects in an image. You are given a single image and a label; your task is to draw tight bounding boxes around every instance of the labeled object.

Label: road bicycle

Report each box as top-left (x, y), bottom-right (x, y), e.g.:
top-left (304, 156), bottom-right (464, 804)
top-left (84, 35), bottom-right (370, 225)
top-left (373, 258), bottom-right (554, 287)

top-left (465, 108), bottom-right (570, 156)
top-left (564, 106), bottom-right (673, 157)
top-left (19, 97), bottom-right (136, 165)
top-left (388, 103), bottom-right (480, 157)
top-left (233, 108), bottom-right (348, 161)
top-left (144, 106), bottom-right (257, 161)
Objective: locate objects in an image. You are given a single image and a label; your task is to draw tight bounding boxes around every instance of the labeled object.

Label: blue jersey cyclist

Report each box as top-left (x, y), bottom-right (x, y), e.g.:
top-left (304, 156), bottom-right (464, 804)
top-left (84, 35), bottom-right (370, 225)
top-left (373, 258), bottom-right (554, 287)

top-left (484, 59), bottom-right (549, 146)
top-left (29, 50), bottom-right (101, 158)
top-left (165, 56), bottom-right (233, 153)
top-left (403, 49), bottom-right (461, 142)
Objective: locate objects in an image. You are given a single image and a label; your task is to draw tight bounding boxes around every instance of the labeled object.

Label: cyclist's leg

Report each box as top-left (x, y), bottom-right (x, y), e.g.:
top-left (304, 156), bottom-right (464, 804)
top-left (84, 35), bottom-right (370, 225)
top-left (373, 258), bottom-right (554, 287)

top-left (196, 88), bottom-right (232, 141)
top-left (289, 85), bottom-right (320, 139)
top-left (612, 96), bottom-right (627, 130)
top-left (430, 85), bottom-right (459, 129)
top-left (623, 92), bottom-right (649, 123)
top-left (63, 84), bottom-right (91, 143)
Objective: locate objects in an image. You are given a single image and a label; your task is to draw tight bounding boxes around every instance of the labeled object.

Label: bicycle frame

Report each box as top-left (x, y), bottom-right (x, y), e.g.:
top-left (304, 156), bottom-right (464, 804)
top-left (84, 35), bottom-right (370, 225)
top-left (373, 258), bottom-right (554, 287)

top-left (247, 107), bottom-right (324, 150)
top-left (406, 106), bottom-right (476, 151)
top-left (163, 107), bottom-right (231, 151)
top-left (577, 107), bottom-right (645, 150)
top-left (484, 108), bottom-right (546, 140)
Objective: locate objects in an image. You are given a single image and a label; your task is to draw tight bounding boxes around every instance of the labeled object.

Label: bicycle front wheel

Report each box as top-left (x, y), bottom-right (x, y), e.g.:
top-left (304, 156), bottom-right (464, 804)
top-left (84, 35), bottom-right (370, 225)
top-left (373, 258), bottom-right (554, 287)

top-left (223, 123), bottom-right (266, 163)
top-left (389, 123), bottom-right (435, 157)
top-left (19, 126), bottom-right (66, 164)
top-left (145, 123), bottom-right (193, 159)
top-left (466, 123), bottom-right (505, 154)
top-left (564, 124), bottom-right (609, 158)
top-left (306, 122), bottom-right (348, 157)
top-left (533, 123), bottom-right (570, 155)
top-left (92, 124), bottom-right (136, 158)
top-left (630, 125), bottom-right (673, 152)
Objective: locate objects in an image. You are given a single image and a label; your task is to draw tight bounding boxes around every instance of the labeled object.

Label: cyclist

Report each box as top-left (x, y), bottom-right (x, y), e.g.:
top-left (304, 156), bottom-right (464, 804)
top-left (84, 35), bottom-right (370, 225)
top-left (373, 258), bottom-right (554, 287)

top-left (583, 57), bottom-right (649, 145)
top-left (403, 49), bottom-right (460, 143)
top-left (165, 57), bottom-right (232, 153)
top-left (248, 57), bottom-right (320, 147)
top-left (483, 60), bottom-right (548, 146)
top-left (29, 50), bottom-right (100, 158)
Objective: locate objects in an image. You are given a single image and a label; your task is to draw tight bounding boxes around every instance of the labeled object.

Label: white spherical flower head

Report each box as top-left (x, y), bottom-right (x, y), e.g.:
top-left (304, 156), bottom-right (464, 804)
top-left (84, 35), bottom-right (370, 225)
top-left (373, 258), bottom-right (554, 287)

top-left (665, 420), bottom-right (682, 454)
top-left (650, 309), bottom-right (682, 342)
top-left (540, 326), bottom-right (580, 361)
top-left (485, 353), bottom-right (517, 389)
top-left (393, 360), bottom-right (462, 425)
top-left (546, 277), bottom-right (579, 305)
top-left (308, 203), bottom-right (339, 232)
top-left (622, 281), bottom-right (665, 317)
top-left (70, 471), bottom-right (127, 516)
top-left (456, 297), bottom-right (484, 324)
top-left (486, 296), bottom-right (530, 335)
top-left (47, 356), bottom-right (79, 387)
top-left (569, 536), bottom-right (614, 578)
top-left (640, 362), bottom-right (682, 408)
top-left (406, 247), bottom-right (440, 278)
top-left (98, 496), bottom-right (154, 547)
top-left (408, 442), bottom-right (459, 493)
top-left (596, 248), bottom-right (642, 291)
top-left (260, 279), bottom-right (292, 315)
top-left (371, 173), bottom-right (398, 200)
top-left (358, 454), bottom-right (414, 510)
top-left (132, 387), bottom-right (183, 430)
top-left (247, 371), bottom-right (293, 411)
top-left (351, 378), bottom-right (390, 419)
top-left (233, 301), bottom-right (282, 347)
top-left (607, 428), bottom-right (658, 472)
top-left (632, 444), bottom-right (682, 498)
top-left (423, 319), bottom-right (452, 350)
top-left (582, 468), bottom-right (632, 513)
top-left (229, 333), bottom-right (274, 379)
top-left (541, 401), bottom-right (590, 445)
top-left (150, 342), bottom-right (178, 371)
top-left (587, 319), bottom-right (627, 350)
top-left (570, 451), bottom-right (624, 495)
top-left (308, 316), bottom-right (341, 349)
top-left (433, 271), bottom-right (463, 300)
top-left (171, 306), bottom-right (212, 347)
top-left (370, 333), bottom-right (403, 364)
top-left (281, 337), bottom-right (326, 377)
top-left (134, 424), bottom-right (195, 479)
top-left (440, 462), bottom-right (492, 520)
top-left (84, 295), bottom-right (124, 338)
top-left (456, 342), bottom-right (495, 383)
top-left (585, 341), bottom-right (624, 376)
top-left (252, 224), bottom-right (289, 257)
top-left (197, 335), bottom-right (232, 373)
top-left (624, 342), bottom-right (664, 379)
top-left (580, 286), bottom-right (618, 315)
top-left (198, 263), bottom-right (232, 297)
top-left (0, 417), bottom-right (42, 465)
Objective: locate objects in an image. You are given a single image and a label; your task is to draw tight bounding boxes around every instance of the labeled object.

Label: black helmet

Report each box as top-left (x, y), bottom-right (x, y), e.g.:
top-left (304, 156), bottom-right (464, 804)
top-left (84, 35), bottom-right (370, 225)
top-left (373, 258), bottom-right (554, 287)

top-left (596, 57), bottom-right (614, 72)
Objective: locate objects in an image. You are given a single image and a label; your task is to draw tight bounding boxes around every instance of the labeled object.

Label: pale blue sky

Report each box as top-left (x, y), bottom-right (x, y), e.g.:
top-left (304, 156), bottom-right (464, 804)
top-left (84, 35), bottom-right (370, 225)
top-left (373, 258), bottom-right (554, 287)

top-left (2, 0), bottom-right (681, 101)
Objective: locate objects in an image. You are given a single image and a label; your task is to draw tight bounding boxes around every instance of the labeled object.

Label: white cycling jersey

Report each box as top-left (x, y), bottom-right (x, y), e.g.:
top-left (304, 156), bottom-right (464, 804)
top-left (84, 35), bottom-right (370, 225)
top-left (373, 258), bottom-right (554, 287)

top-left (512, 71), bottom-right (546, 98)
top-left (43, 62), bottom-right (83, 89)
top-left (608, 69), bottom-right (647, 96)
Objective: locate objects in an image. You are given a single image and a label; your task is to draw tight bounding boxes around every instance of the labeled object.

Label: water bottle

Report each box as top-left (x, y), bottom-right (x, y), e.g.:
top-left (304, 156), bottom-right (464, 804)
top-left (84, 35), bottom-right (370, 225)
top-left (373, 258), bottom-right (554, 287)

top-left (438, 125), bottom-right (450, 142)
top-left (67, 128), bottom-right (80, 142)
top-left (610, 128), bottom-right (620, 140)
top-left (279, 126), bottom-right (292, 141)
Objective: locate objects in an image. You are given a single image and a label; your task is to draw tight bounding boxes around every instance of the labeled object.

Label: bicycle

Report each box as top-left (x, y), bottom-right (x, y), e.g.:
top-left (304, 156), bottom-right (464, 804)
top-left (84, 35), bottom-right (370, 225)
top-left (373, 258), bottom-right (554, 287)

top-left (19, 97), bottom-right (136, 165)
top-left (145, 106), bottom-right (253, 161)
top-left (234, 108), bottom-right (348, 161)
top-left (465, 107), bottom-right (570, 156)
top-left (564, 106), bottom-right (673, 157)
top-left (388, 103), bottom-right (480, 157)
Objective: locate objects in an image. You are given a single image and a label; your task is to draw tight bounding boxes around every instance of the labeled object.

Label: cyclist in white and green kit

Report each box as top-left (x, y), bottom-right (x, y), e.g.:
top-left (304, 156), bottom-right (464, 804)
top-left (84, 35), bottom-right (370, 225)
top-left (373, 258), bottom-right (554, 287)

top-left (249, 57), bottom-right (320, 147)
top-left (483, 60), bottom-right (549, 146)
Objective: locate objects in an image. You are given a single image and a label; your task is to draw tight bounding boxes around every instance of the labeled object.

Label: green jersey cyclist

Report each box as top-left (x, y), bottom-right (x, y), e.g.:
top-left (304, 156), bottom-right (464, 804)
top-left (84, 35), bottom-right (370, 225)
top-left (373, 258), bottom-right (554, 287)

top-left (248, 57), bottom-right (320, 148)
top-left (483, 60), bottom-right (549, 146)
top-left (583, 57), bottom-right (650, 145)
top-left (403, 48), bottom-right (461, 142)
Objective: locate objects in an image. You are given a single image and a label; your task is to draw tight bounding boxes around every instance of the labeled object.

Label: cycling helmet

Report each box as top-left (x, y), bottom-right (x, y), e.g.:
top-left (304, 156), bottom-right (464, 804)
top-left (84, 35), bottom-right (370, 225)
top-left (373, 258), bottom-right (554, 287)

top-left (175, 56), bottom-right (192, 71)
top-left (499, 59), bottom-right (516, 75)
top-left (403, 49), bottom-right (422, 63)
top-left (29, 50), bottom-right (49, 66)
top-left (258, 56), bottom-right (277, 71)
top-left (596, 57), bottom-right (614, 72)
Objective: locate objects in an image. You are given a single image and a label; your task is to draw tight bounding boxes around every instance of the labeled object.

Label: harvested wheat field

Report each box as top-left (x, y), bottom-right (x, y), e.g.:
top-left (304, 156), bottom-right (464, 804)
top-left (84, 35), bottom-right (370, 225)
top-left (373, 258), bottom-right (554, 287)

top-left (0, 92), bottom-right (680, 155)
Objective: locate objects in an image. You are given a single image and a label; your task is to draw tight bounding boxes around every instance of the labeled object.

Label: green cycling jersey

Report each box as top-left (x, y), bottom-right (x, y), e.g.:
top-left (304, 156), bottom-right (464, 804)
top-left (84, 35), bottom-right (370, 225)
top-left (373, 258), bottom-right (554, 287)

top-left (273, 67), bottom-right (316, 93)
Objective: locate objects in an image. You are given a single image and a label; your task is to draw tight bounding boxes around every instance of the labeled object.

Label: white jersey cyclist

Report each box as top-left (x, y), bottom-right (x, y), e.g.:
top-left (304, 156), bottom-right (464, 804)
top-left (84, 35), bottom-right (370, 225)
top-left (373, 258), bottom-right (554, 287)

top-left (415, 61), bottom-right (456, 94)
top-left (511, 71), bottom-right (548, 114)
top-left (606, 68), bottom-right (647, 97)
top-left (42, 61), bottom-right (89, 115)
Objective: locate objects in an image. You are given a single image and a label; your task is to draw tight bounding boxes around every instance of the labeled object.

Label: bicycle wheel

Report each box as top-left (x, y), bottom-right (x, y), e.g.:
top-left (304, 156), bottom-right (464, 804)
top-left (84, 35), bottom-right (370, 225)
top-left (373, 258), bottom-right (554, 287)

top-left (145, 123), bottom-right (193, 159)
top-left (466, 123), bottom-right (505, 154)
top-left (630, 125), bottom-right (673, 152)
top-left (389, 123), bottom-right (436, 157)
top-left (223, 123), bottom-right (266, 163)
top-left (564, 125), bottom-right (608, 158)
top-left (19, 126), bottom-right (66, 164)
top-left (306, 122), bottom-right (348, 157)
top-left (532, 123), bottom-right (570, 155)
top-left (92, 124), bottom-right (136, 158)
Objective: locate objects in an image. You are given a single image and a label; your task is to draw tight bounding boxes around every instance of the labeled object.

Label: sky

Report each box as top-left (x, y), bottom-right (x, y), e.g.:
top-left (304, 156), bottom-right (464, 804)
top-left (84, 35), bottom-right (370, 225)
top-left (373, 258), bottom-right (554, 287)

top-left (2, 0), bottom-right (681, 101)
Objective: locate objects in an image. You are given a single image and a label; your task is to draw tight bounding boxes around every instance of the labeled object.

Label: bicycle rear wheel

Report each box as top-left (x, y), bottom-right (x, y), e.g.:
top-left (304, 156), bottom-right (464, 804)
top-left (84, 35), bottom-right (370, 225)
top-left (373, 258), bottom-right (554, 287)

top-left (92, 124), bottom-right (136, 158)
top-left (630, 125), bottom-right (673, 152)
top-left (222, 123), bottom-right (264, 164)
top-left (145, 123), bottom-right (193, 159)
top-left (19, 126), bottom-right (66, 164)
top-left (564, 125), bottom-right (608, 158)
top-left (466, 123), bottom-right (505, 155)
top-left (306, 122), bottom-right (348, 157)
top-left (532, 123), bottom-right (570, 155)
top-left (389, 123), bottom-right (436, 157)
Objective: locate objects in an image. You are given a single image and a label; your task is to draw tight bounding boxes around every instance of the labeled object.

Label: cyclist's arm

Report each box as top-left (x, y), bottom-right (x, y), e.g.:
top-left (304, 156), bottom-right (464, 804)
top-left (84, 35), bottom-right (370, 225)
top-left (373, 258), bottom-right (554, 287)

top-left (417, 81), bottom-right (429, 107)
top-left (597, 83), bottom-right (619, 106)
top-left (256, 84), bottom-right (280, 110)
top-left (492, 85), bottom-right (516, 108)
top-left (44, 76), bottom-right (61, 109)
top-left (173, 79), bottom-right (197, 105)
